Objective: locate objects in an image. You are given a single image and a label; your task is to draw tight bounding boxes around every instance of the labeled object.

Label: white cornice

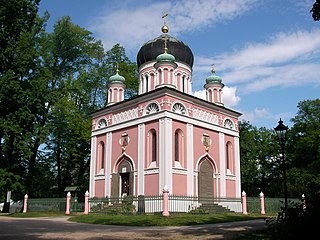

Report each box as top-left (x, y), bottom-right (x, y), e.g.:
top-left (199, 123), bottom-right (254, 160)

top-left (92, 110), bottom-right (239, 137)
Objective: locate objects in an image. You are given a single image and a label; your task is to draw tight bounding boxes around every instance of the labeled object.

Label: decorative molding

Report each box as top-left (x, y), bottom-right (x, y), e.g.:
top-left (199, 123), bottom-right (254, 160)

top-left (172, 102), bottom-right (187, 115)
top-left (112, 108), bottom-right (139, 124)
top-left (192, 108), bottom-right (219, 124)
top-left (223, 118), bottom-right (234, 129)
top-left (96, 118), bottom-right (107, 129)
top-left (172, 168), bottom-right (188, 175)
top-left (144, 168), bottom-right (159, 175)
top-left (145, 102), bottom-right (160, 115)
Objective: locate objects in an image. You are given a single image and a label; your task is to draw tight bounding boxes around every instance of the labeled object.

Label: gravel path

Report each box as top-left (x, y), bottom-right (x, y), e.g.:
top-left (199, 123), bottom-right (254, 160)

top-left (0, 215), bottom-right (268, 239)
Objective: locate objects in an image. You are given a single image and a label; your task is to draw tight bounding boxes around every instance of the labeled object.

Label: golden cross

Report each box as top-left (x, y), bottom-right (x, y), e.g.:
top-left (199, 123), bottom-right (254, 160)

top-left (162, 13), bottom-right (168, 25)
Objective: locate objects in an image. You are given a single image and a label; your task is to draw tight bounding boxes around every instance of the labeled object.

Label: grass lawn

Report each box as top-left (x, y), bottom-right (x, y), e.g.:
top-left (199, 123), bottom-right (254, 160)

top-left (68, 212), bottom-right (272, 226)
top-left (5, 212), bottom-right (67, 218)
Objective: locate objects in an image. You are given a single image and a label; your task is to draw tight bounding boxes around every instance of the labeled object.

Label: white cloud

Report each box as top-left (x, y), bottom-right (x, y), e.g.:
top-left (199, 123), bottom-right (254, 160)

top-left (223, 86), bottom-right (240, 107)
top-left (195, 29), bottom-right (320, 93)
top-left (192, 86), bottom-right (240, 108)
top-left (254, 108), bottom-right (269, 118)
top-left (89, 0), bottom-right (259, 51)
top-left (193, 89), bottom-right (206, 100)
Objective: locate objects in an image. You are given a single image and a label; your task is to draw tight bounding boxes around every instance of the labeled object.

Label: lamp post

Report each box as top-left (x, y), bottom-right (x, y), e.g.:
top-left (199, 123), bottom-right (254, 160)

top-left (274, 118), bottom-right (289, 210)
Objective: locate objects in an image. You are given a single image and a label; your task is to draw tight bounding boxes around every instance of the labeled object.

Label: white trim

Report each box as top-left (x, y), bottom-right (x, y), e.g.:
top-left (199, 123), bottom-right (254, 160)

top-left (219, 132), bottom-right (226, 197)
top-left (138, 124), bottom-right (145, 195)
top-left (92, 111), bottom-right (239, 138)
top-left (187, 123), bottom-right (194, 195)
top-left (105, 132), bottom-right (112, 197)
top-left (89, 136), bottom-right (96, 198)
top-left (234, 136), bottom-right (241, 198)
top-left (159, 117), bottom-right (173, 194)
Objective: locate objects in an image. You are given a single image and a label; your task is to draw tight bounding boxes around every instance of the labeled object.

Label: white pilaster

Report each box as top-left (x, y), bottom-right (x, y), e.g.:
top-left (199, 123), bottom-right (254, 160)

top-left (234, 136), bottom-right (241, 198)
top-left (219, 132), bottom-right (226, 197)
top-left (187, 123), bottom-right (194, 195)
top-left (89, 136), bottom-right (97, 198)
top-left (105, 132), bottom-right (112, 197)
top-left (139, 76), bottom-right (142, 94)
top-left (138, 124), bottom-right (145, 195)
top-left (159, 118), bottom-right (173, 193)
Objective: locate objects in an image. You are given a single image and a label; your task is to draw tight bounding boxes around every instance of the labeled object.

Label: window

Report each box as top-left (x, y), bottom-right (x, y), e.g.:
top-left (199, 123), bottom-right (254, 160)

top-left (172, 102), bottom-right (186, 115)
top-left (226, 141), bottom-right (233, 173)
top-left (174, 129), bottom-right (184, 168)
top-left (145, 102), bottom-right (160, 115)
top-left (97, 119), bottom-right (107, 128)
top-left (146, 75), bottom-right (149, 92)
top-left (152, 131), bottom-right (157, 162)
top-left (226, 143), bottom-right (230, 170)
top-left (182, 75), bottom-right (185, 92)
top-left (224, 119), bottom-right (234, 129)
top-left (175, 131), bottom-right (179, 161)
top-left (101, 142), bottom-right (105, 169)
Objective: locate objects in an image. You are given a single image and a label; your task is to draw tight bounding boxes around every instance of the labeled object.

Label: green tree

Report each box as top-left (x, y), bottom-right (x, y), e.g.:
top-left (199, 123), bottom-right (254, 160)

top-left (0, 0), bottom-right (45, 199)
top-left (287, 99), bottom-right (320, 196)
top-left (0, 169), bottom-right (23, 202)
top-left (239, 121), bottom-right (281, 197)
top-left (311, 0), bottom-right (320, 21)
top-left (268, 99), bottom-right (320, 240)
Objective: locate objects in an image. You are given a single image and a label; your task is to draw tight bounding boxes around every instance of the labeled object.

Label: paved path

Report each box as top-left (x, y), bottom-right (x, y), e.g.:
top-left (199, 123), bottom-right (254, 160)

top-left (0, 216), bottom-right (268, 239)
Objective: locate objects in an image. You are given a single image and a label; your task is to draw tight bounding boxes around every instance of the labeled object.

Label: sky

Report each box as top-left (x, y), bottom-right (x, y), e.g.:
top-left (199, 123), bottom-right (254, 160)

top-left (38, 0), bottom-right (320, 129)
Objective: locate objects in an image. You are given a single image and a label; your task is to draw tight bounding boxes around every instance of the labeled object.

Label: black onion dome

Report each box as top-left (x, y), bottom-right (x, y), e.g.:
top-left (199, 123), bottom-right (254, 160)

top-left (137, 34), bottom-right (194, 68)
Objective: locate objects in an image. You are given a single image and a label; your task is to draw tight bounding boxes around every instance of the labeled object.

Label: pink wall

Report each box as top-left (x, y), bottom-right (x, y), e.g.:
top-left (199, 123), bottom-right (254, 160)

top-left (226, 179), bottom-right (236, 198)
top-left (95, 179), bottom-right (105, 197)
top-left (172, 174), bottom-right (187, 195)
top-left (193, 126), bottom-right (220, 171)
top-left (144, 174), bottom-right (159, 195)
top-left (111, 126), bottom-right (138, 173)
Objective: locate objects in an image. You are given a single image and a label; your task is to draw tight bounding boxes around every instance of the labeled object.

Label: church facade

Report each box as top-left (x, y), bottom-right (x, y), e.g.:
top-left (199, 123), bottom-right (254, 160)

top-left (89, 19), bottom-right (242, 212)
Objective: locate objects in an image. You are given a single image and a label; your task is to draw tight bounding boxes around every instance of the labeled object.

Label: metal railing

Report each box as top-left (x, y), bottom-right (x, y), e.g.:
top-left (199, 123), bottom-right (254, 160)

top-left (25, 195), bottom-right (299, 215)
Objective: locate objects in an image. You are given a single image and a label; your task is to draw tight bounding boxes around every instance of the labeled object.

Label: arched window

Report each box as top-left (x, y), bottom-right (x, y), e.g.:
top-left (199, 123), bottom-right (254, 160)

top-left (97, 141), bottom-right (105, 174)
top-left (101, 142), bottom-right (105, 169)
top-left (152, 131), bottom-right (157, 162)
top-left (146, 75), bottom-right (149, 92)
top-left (175, 131), bottom-right (179, 162)
top-left (182, 75), bottom-right (186, 93)
top-left (226, 141), bottom-right (233, 173)
top-left (174, 129), bottom-right (184, 168)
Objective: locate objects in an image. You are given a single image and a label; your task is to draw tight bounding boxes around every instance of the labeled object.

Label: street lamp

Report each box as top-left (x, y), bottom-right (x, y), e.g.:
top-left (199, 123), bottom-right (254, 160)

top-left (274, 118), bottom-right (289, 210)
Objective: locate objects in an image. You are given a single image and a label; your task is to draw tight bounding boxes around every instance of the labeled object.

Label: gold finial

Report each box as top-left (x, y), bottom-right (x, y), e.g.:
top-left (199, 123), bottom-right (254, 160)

top-left (116, 63), bottom-right (119, 74)
top-left (164, 38), bottom-right (168, 53)
top-left (162, 12), bottom-right (169, 33)
top-left (211, 64), bottom-right (215, 74)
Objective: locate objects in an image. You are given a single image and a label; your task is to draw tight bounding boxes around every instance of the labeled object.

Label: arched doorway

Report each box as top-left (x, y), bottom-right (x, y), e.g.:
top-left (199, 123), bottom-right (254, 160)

top-left (198, 158), bottom-right (214, 200)
top-left (111, 157), bottom-right (134, 197)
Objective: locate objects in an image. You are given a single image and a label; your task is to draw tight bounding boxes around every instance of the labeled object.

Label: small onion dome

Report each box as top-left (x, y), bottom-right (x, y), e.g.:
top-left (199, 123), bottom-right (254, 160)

top-left (206, 66), bottom-right (223, 84)
top-left (156, 49), bottom-right (176, 63)
top-left (109, 69), bottom-right (125, 83)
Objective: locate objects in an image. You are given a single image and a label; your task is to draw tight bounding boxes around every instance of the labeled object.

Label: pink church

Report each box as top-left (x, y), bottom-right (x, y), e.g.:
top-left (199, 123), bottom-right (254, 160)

top-left (89, 19), bottom-right (242, 212)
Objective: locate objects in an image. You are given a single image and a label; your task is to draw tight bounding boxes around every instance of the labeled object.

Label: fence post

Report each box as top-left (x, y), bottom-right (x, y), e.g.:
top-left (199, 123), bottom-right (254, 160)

top-left (23, 194), bottom-right (28, 213)
top-left (65, 192), bottom-right (71, 215)
top-left (162, 185), bottom-right (169, 217)
top-left (302, 194), bottom-right (306, 210)
top-left (84, 190), bottom-right (89, 214)
top-left (260, 192), bottom-right (265, 214)
top-left (242, 191), bottom-right (248, 214)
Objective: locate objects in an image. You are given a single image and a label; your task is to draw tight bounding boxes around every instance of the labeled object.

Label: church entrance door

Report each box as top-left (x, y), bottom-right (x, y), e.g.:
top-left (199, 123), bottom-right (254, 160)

top-left (121, 172), bottom-right (130, 196)
top-left (198, 159), bottom-right (214, 201)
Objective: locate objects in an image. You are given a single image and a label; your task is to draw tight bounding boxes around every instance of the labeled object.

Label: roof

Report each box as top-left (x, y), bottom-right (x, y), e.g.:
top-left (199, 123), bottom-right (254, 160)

top-left (64, 186), bottom-right (80, 192)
